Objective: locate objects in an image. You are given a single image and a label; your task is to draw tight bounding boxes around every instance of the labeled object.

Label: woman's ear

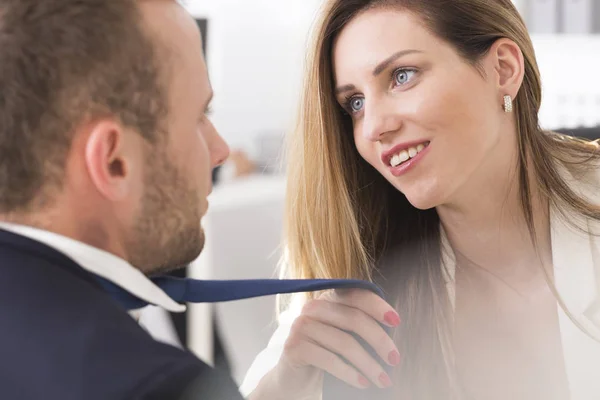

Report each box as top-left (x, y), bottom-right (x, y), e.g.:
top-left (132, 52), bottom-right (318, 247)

top-left (489, 38), bottom-right (525, 100)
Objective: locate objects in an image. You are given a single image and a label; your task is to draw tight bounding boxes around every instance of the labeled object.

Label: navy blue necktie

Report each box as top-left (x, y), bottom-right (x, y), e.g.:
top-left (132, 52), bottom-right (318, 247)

top-left (97, 275), bottom-right (395, 400)
top-left (97, 275), bottom-right (386, 310)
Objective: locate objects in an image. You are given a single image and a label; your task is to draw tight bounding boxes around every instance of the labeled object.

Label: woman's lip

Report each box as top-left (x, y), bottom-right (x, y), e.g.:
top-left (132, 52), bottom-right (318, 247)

top-left (387, 142), bottom-right (430, 177)
top-left (381, 140), bottom-right (430, 165)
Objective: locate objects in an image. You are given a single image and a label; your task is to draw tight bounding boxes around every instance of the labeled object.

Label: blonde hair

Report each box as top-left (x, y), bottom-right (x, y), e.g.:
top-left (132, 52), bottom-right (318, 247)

top-left (284, 0), bottom-right (600, 398)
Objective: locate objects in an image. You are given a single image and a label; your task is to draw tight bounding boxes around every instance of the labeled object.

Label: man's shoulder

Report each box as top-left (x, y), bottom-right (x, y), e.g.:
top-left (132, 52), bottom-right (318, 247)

top-left (0, 233), bottom-right (243, 400)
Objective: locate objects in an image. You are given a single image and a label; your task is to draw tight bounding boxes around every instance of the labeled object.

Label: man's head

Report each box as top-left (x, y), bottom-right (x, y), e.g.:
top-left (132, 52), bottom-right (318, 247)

top-left (0, 0), bottom-right (229, 273)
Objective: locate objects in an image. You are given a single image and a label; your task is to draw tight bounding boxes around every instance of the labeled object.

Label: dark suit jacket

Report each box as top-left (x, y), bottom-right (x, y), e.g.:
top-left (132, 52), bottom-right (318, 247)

top-left (0, 229), bottom-right (243, 400)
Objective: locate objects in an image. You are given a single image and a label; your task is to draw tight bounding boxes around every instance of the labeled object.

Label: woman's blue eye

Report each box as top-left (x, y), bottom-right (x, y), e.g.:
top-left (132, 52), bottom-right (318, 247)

top-left (349, 97), bottom-right (364, 112)
top-left (394, 69), bottom-right (416, 86)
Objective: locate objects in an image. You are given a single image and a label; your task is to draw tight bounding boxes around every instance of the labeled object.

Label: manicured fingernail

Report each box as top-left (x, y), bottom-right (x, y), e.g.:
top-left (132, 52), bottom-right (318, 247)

top-left (379, 372), bottom-right (392, 387)
top-left (358, 374), bottom-right (371, 388)
top-left (384, 311), bottom-right (401, 327)
top-left (388, 350), bottom-right (401, 366)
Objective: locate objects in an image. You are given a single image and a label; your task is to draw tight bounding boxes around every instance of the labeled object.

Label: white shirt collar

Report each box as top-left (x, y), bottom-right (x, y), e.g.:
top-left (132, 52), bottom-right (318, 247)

top-left (0, 222), bottom-right (186, 313)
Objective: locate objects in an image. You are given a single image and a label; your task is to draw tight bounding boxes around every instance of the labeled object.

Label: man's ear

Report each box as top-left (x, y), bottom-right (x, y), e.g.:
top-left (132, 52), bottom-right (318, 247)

top-left (84, 120), bottom-right (133, 201)
top-left (489, 38), bottom-right (525, 100)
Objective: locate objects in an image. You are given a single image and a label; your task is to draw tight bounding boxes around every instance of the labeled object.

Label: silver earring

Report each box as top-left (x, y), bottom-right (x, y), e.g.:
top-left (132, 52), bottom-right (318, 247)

top-left (503, 95), bottom-right (513, 113)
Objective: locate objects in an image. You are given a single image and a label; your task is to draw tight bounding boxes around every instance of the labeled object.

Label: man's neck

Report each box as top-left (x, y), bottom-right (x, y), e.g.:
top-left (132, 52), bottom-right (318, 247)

top-left (0, 208), bottom-right (129, 262)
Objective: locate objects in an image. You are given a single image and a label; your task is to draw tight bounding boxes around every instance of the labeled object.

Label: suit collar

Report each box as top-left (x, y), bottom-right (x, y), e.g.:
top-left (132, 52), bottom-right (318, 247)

top-left (0, 222), bottom-right (185, 313)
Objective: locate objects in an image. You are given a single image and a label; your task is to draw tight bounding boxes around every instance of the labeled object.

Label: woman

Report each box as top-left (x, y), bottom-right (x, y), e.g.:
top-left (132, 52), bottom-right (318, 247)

top-left (243, 1), bottom-right (600, 399)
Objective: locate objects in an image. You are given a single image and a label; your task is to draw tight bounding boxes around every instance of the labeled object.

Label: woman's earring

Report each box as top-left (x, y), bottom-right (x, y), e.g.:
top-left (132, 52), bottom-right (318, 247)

top-left (503, 95), bottom-right (513, 113)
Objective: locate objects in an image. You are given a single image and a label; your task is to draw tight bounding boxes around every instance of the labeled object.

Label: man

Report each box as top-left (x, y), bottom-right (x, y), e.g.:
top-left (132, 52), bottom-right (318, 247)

top-left (0, 0), bottom-right (243, 399)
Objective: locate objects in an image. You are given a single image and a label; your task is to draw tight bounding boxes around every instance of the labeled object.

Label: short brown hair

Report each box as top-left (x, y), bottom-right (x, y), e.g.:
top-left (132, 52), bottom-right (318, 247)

top-left (0, 0), bottom-right (169, 213)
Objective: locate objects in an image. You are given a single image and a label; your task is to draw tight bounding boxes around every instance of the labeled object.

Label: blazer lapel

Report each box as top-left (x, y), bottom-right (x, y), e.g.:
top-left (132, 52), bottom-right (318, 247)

top-left (441, 199), bottom-right (600, 398)
top-left (551, 197), bottom-right (600, 399)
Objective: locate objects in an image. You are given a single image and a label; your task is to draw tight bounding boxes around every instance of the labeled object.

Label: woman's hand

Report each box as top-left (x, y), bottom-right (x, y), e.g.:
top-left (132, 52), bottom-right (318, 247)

top-left (253, 289), bottom-right (400, 399)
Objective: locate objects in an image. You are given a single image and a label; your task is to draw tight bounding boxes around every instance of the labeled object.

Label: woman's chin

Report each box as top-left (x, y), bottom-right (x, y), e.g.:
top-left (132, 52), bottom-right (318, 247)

top-left (403, 191), bottom-right (441, 211)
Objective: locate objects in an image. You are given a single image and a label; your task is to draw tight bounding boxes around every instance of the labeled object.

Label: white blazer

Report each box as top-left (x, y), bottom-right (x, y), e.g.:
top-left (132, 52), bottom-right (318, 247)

top-left (241, 165), bottom-right (600, 399)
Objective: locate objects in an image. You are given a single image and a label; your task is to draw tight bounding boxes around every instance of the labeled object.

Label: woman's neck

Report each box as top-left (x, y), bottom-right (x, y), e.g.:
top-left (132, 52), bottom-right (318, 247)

top-left (436, 157), bottom-right (552, 292)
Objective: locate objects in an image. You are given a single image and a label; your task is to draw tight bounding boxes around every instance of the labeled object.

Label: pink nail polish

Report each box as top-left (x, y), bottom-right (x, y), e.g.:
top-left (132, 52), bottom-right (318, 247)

top-left (379, 373), bottom-right (392, 388)
top-left (384, 311), bottom-right (401, 327)
top-left (388, 350), bottom-right (401, 366)
top-left (358, 374), bottom-right (371, 388)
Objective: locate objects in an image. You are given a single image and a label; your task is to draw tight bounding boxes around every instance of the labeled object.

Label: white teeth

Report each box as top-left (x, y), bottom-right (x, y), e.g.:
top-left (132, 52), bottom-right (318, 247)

top-left (389, 142), bottom-right (427, 167)
top-left (398, 150), bottom-right (410, 163)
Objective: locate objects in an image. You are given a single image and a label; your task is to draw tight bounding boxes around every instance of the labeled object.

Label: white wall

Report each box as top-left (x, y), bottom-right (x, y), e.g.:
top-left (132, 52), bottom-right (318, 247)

top-left (184, 0), bottom-right (323, 152)
top-left (532, 35), bottom-right (600, 130)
